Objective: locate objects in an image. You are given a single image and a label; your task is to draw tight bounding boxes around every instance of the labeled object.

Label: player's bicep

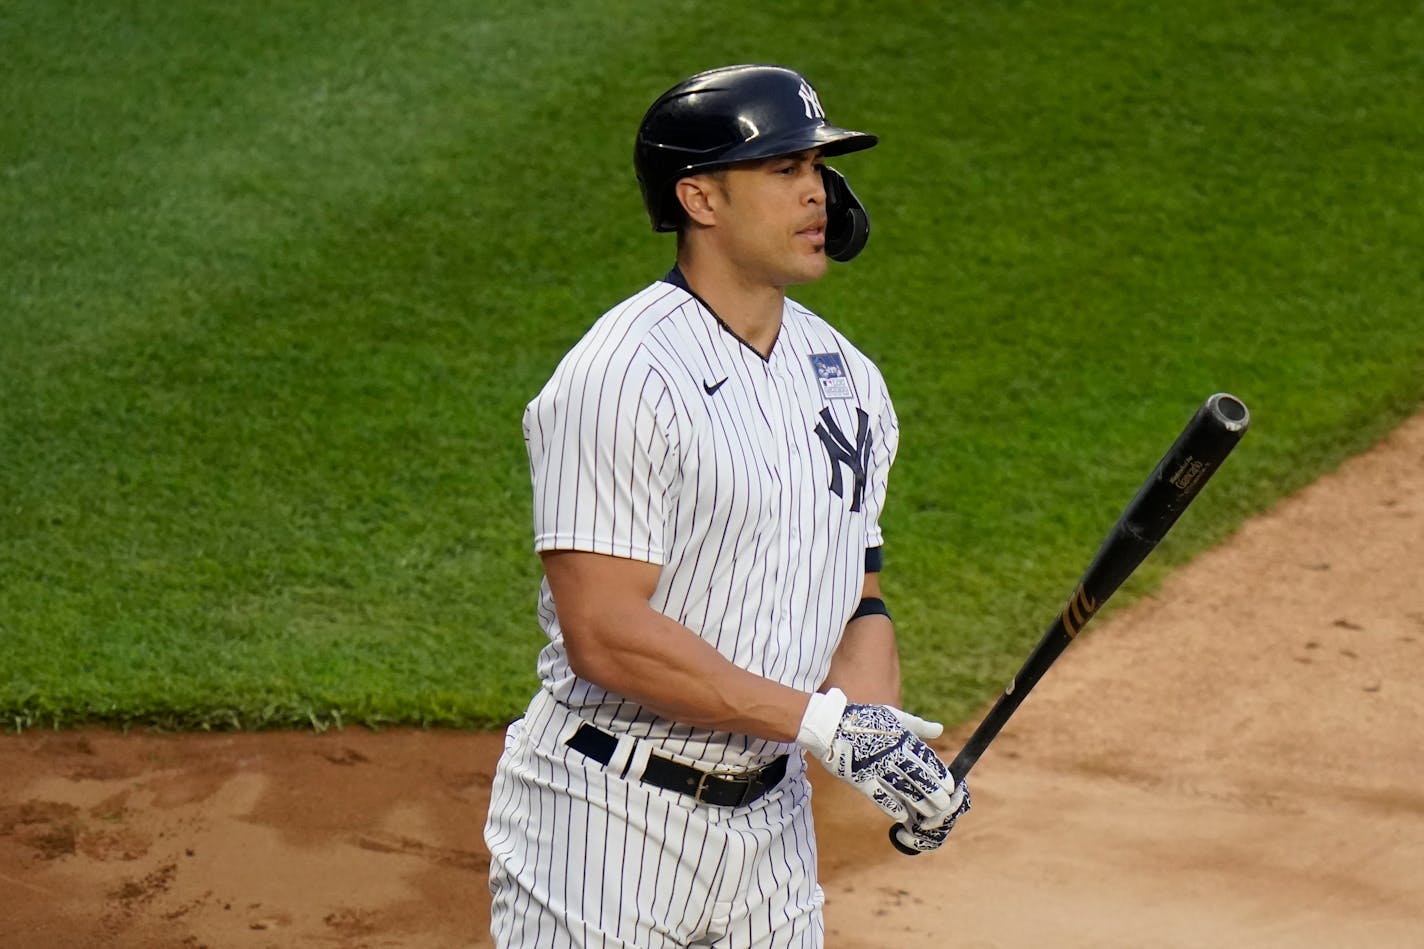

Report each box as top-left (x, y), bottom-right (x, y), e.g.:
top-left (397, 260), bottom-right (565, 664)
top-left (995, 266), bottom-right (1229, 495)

top-left (541, 550), bottom-right (659, 631)
top-left (540, 549), bottom-right (664, 684)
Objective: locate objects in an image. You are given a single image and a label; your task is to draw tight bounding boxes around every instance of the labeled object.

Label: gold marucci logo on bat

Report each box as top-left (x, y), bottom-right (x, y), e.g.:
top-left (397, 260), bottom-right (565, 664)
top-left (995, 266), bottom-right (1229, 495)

top-left (1169, 456), bottom-right (1208, 490)
top-left (1063, 585), bottom-right (1100, 638)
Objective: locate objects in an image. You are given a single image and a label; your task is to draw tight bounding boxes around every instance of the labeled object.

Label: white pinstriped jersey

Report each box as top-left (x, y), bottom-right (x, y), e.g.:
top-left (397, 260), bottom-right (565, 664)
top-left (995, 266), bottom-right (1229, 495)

top-left (523, 272), bottom-right (899, 771)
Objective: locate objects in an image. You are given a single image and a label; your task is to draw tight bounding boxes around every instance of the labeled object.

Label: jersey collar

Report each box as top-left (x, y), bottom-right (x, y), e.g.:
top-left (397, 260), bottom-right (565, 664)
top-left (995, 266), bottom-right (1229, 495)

top-left (662, 265), bottom-right (780, 363)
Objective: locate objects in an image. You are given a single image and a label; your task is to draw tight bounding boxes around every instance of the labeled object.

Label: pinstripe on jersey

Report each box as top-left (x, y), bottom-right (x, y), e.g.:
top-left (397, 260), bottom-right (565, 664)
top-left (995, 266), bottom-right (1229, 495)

top-left (522, 276), bottom-right (900, 771)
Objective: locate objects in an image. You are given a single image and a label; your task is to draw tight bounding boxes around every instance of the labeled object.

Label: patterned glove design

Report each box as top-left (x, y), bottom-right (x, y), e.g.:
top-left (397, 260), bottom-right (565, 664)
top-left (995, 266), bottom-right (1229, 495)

top-left (824, 703), bottom-right (958, 822)
top-left (892, 780), bottom-right (972, 853)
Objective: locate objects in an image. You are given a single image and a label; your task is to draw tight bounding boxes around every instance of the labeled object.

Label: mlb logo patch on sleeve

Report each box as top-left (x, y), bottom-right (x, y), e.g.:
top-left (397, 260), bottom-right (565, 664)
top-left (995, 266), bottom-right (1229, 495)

top-left (808, 353), bottom-right (853, 400)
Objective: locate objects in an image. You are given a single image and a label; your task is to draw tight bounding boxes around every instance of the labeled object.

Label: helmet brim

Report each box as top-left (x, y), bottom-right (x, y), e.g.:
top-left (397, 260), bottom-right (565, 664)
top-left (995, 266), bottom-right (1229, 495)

top-left (708, 125), bottom-right (878, 168)
top-left (641, 126), bottom-right (877, 182)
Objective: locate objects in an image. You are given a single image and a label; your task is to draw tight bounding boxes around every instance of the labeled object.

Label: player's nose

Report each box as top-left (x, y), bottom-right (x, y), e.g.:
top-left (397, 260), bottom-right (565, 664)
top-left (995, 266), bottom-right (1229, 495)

top-left (805, 171), bottom-right (826, 205)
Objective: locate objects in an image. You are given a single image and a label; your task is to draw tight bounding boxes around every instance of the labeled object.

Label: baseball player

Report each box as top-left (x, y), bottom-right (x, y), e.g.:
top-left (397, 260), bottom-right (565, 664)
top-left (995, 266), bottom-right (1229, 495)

top-left (485, 64), bottom-right (971, 948)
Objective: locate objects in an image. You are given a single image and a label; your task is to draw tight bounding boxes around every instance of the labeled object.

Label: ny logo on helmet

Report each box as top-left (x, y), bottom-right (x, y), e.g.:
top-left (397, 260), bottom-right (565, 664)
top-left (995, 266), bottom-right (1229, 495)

top-left (797, 81), bottom-right (826, 121)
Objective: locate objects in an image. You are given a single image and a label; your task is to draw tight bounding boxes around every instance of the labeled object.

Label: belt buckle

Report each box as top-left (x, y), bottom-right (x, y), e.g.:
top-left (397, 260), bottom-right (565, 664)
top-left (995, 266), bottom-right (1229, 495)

top-left (694, 767), bottom-right (760, 807)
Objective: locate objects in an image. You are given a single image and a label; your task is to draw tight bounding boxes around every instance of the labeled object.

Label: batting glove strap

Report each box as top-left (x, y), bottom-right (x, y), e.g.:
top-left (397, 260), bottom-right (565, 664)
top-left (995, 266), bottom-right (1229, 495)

top-left (796, 688), bottom-right (849, 761)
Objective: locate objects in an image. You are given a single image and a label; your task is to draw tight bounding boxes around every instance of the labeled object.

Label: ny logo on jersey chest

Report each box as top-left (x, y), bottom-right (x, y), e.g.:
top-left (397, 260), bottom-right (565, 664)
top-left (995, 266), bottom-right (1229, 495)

top-left (814, 407), bottom-right (871, 512)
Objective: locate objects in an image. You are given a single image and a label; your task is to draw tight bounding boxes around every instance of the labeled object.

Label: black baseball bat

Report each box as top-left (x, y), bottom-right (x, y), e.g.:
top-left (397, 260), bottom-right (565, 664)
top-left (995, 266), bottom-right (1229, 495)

top-left (890, 392), bottom-right (1250, 855)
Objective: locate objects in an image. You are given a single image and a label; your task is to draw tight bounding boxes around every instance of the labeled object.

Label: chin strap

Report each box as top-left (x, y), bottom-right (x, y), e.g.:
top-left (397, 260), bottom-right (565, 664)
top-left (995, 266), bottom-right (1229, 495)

top-left (822, 166), bottom-right (871, 262)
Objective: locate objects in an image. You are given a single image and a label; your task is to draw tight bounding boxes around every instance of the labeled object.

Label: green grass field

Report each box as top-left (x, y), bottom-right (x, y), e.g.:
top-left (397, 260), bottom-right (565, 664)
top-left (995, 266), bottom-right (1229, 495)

top-left (3, 0), bottom-right (1421, 731)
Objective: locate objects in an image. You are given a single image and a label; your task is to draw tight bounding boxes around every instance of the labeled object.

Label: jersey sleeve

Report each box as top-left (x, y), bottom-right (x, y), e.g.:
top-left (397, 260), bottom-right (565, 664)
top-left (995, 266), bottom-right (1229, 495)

top-left (862, 372), bottom-right (900, 550)
top-left (523, 348), bottom-right (677, 564)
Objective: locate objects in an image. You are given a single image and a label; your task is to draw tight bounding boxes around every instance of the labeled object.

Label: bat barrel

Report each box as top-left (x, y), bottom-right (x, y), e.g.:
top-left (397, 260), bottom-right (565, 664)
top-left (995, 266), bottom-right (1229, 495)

top-left (1112, 392), bottom-right (1250, 552)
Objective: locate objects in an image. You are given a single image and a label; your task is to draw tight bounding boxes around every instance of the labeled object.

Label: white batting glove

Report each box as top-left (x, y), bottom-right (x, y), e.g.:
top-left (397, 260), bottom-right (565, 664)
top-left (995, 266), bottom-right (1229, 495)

top-left (797, 689), bottom-right (960, 822)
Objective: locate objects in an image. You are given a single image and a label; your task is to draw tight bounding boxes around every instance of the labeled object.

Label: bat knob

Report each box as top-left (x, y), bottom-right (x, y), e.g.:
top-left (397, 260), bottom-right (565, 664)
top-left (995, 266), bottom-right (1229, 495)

top-left (888, 824), bottom-right (922, 856)
top-left (1206, 392), bottom-right (1250, 431)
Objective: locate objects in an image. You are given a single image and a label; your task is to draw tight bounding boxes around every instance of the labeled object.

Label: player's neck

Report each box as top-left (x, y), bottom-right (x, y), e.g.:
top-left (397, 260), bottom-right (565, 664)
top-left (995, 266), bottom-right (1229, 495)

top-left (676, 254), bottom-right (785, 358)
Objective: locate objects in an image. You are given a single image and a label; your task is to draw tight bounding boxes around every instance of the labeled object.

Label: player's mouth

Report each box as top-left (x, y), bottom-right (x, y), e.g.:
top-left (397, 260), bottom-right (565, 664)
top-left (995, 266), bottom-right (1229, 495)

top-left (797, 217), bottom-right (827, 247)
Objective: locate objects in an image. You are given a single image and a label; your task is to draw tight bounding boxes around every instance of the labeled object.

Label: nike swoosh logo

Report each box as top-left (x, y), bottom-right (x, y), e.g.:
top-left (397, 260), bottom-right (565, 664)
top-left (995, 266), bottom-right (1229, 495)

top-left (703, 377), bottom-right (728, 395)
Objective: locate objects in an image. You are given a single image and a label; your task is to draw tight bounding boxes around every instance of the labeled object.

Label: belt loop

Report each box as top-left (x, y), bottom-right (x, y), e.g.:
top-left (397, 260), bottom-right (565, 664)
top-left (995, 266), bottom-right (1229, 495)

top-left (621, 740), bottom-right (652, 783)
top-left (607, 733), bottom-right (639, 779)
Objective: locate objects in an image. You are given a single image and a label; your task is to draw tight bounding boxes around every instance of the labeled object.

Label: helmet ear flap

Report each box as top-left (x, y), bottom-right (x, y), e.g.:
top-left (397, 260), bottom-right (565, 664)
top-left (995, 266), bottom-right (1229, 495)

top-left (821, 167), bottom-right (870, 262)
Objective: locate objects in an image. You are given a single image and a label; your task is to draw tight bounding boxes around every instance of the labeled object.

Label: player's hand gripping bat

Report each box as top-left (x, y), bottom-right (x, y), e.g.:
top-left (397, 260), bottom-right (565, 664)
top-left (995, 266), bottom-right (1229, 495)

top-left (890, 392), bottom-right (1251, 855)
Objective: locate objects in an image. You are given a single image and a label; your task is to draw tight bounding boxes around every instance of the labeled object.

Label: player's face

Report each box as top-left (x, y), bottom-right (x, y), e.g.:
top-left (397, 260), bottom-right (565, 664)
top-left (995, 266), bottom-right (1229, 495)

top-left (713, 150), bottom-right (829, 287)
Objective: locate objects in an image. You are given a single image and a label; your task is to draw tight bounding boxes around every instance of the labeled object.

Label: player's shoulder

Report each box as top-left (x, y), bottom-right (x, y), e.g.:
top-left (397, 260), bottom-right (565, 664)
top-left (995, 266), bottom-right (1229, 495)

top-left (528, 280), bottom-right (690, 412)
top-left (552, 281), bottom-right (686, 369)
top-left (584, 280), bottom-right (688, 351)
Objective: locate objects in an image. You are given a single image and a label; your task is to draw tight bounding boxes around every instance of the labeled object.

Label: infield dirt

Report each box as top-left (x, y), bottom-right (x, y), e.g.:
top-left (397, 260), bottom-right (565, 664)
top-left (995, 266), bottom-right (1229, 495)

top-left (2, 413), bottom-right (1421, 948)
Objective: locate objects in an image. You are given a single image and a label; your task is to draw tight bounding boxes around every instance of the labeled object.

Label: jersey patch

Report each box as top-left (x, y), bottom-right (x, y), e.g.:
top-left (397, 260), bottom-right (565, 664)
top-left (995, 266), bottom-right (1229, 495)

top-left (809, 353), bottom-right (853, 400)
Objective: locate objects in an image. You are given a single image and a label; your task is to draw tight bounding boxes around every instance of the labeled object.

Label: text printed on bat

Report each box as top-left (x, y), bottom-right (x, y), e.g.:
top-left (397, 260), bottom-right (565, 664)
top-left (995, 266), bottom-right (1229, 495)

top-left (1169, 457), bottom-right (1208, 490)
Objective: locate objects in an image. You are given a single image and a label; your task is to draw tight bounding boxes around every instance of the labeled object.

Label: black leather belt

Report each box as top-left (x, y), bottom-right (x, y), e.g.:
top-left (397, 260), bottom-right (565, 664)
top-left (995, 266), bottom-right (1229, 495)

top-left (566, 723), bottom-right (788, 808)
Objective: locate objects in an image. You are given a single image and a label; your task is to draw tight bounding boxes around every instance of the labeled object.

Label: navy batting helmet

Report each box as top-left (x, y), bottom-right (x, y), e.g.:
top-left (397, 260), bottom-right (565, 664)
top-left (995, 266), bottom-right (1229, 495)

top-left (634, 65), bottom-right (878, 261)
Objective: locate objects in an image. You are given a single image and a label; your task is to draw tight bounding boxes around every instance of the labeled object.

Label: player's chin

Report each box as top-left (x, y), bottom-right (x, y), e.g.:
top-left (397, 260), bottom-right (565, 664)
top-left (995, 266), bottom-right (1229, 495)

top-left (784, 245), bottom-right (829, 284)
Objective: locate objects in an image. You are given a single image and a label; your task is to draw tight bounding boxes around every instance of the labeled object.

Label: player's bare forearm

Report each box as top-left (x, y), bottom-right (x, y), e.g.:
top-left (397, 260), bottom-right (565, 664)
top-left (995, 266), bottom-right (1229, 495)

top-left (541, 549), bottom-right (810, 743)
top-left (819, 571), bottom-right (901, 705)
top-left (820, 614), bottom-right (901, 705)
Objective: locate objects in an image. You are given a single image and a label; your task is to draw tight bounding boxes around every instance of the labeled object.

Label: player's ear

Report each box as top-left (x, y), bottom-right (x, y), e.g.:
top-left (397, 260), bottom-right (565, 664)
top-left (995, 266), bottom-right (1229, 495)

top-left (675, 175), bottom-right (722, 227)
